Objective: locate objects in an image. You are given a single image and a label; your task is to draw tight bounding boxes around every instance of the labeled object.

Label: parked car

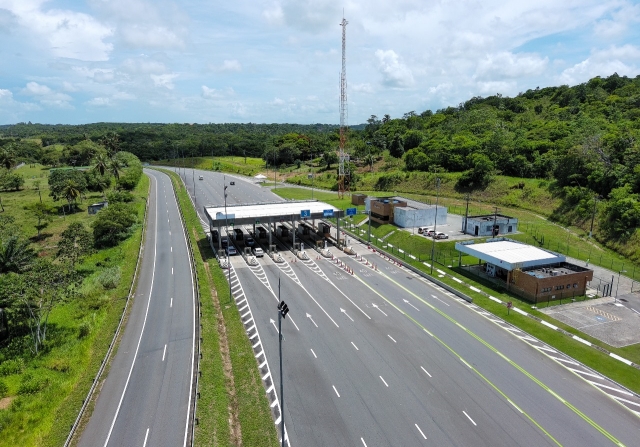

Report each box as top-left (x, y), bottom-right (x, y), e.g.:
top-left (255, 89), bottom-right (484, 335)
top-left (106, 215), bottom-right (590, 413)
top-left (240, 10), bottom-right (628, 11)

top-left (418, 226), bottom-right (431, 234)
top-left (199, 175), bottom-right (204, 180)
top-left (245, 236), bottom-right (256, 247)
top-left (424, 229), bottom-right (436, 237)
top-left (221, 236), bottom-right (229, 248)
top-left (252, 247), bottom-right (264, 257)
top-left (434, 232), bottom-right (448, 239)
top-left (226, 245), bottom-right (237, 256)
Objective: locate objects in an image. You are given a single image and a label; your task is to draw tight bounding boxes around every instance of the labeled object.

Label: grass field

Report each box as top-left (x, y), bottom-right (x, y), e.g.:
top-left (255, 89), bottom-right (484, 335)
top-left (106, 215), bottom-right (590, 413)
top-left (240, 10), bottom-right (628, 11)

top-left (0, 164), bottom-right (149, 447)
top-left (157, 168), bottom-right (278, 447)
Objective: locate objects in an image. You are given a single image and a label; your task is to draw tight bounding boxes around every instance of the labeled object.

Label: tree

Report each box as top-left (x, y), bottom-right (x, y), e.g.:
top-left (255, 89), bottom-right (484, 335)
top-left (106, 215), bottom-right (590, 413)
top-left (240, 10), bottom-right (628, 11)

top-left (323, 150), bottom-right (338, 169)
top-left (12, 259), bottom-right (78, 354)
top-left (57, 222), bottom-right (93, 268)
top-left (0, 236), bottom-right (36, 273)
top-left (456, 153), bottom-right (495, 190)
top-left (0, 145), bottom-right (16, 169)
top-left (0, 169), bottom-right (24, 191)
top-left (389, 134), bottom-right (404, 158)
top-left (92, 203), bottom-right (137, 247)
top-left (61, 179), bottom-right (81, 212)
top-left (108, 158), bottom-right (123, 188)
top-left (27, 202), bottom-right (55, 238)
top-left (101, 131), bottom-right (121, 157)
top-left (49, 169), bottom-right (88, 204)
top-left (93, 151), bottom-right (110, 176)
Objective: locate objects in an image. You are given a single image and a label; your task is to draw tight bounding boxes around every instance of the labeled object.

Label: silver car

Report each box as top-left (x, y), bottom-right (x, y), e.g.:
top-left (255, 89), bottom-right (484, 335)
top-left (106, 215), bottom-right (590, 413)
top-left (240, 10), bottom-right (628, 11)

top-left (252, 247), bottom-right (264, 257)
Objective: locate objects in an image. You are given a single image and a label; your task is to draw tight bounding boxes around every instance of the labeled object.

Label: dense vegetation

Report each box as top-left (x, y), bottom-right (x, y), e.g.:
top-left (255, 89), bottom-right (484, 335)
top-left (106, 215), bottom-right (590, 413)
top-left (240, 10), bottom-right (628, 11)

top-left (2, 72), bottom-right (639, 246)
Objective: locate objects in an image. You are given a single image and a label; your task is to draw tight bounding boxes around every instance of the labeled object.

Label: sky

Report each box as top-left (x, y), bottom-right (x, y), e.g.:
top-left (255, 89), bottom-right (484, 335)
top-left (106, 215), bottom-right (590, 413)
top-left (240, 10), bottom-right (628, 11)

top-left (1, 0), bottom-right (640, 125)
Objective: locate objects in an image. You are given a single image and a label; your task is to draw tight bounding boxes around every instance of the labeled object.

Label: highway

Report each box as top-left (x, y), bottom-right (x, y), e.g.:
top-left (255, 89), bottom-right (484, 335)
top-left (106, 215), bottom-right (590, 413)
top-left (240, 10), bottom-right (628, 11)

top-left (180, 167), bottom-right (640, 446)
top-left (79, 170), bottom-right (196, 447)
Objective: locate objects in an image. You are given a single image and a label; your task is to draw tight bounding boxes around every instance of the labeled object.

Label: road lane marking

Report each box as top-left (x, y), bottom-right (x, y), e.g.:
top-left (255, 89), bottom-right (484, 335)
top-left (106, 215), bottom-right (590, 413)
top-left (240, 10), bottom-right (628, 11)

top-left (333, 385), bottom-right (340, 397)
top-left (587, 381), bottom-right (633, 396)
top-left (143, 428), bottom-right (149, 447)
top-left (306, 313), bottom-right (318, 327)
top-left (172, 267), bottom-right (174, 275)
top-left (421, 366), bottom-right (432, 378)
top-left (403, 298), bottom-right (419, 310)
top-left (104, 176), bottom-right (160, 447)
top-left (387, 334), bottom-right (397, 343)
top-left (509, 400), bottom-right (523, 413)
top-left (351, 342), bottom-right (359, 351)
top-left (463, 411), bottom-right (477, 426)
top-left (415, 423), bottom-right (427, 439)
top-left (361, 438), bottom-right (367, 446)
top-left (310, 349), bottom-right (317, 358)
top-left (372, 303), bottom-right (388, 316)
top-left (340, 308), bottom-right (354, 321)
top-left (380, 376), bottom-right (389, 387)
top-left (162, 344), bottom-right (167, 361)
top-left (171, 246), bottom-right (172, 252)
top-left (170, 298), bottom-right (173, 308)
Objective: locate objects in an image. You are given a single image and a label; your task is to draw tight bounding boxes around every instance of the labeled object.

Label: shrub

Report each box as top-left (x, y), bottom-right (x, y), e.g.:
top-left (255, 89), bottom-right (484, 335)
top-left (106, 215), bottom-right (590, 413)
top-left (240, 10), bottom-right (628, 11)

top-left (0, 379), bottom-right (8, 398)
top-left (97, 266), bottom-right (121, 290)
top-left (18, 373), bottom-right (50, 395)
top-left (92, 203), bottom-right (137, 248)
top-left (0, 358), bottom-right (25, 377)
top-left (78, 321), bottom-right (91, 339)
top-left (106, 190), bottom-right (134, 203)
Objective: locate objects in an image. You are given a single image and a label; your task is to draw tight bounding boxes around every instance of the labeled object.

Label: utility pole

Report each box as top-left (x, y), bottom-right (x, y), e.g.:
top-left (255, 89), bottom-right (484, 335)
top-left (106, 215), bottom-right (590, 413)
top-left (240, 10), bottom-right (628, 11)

top-left (277, 279), bottom-right (289, 447)
top-left (337, 16), bottom-right (349, 199)
top-left (493, 206), bottom-right (500, 237)
top-left (463, 193), bottom-right (470, 233)
top-left (430, 177), bottom-right (440, 275)
top-left (224, 176), bottom-right (231, 302)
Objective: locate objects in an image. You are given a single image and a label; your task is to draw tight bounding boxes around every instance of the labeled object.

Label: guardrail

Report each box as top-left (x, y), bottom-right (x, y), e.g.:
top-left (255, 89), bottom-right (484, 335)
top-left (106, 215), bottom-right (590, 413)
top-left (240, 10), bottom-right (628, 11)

top-left (64, 176), bottom-right (151, 446)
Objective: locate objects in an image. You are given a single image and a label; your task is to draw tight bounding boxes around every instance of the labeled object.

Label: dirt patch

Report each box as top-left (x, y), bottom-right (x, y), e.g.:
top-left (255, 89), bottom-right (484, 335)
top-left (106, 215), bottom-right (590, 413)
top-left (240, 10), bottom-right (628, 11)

top-left (203, 261), bottom-right (243, 446)
top-left (0, 396), bottom-right (15, 410)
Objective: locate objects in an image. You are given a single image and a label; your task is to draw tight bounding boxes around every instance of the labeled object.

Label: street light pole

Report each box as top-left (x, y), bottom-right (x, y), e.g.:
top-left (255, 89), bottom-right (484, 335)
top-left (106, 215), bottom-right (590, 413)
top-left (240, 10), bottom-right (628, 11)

top-left (276, 279), bottom-right (289, 447)
top-left (368, 208), bottom-right (372, 244)
top-left (615, 269), bottom-right (627, 302)
top-left (224, 175), bottom-right (231, 303)
top-left (430, 177), bottom-right (440, 275)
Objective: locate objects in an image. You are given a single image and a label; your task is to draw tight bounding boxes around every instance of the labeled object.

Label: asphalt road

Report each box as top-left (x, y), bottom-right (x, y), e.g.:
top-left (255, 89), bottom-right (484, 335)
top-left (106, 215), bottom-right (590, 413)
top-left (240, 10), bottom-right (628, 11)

top-left (79, 169), bottom-right (196, 447)
top-left (177, 167), bottom-right (640, 446)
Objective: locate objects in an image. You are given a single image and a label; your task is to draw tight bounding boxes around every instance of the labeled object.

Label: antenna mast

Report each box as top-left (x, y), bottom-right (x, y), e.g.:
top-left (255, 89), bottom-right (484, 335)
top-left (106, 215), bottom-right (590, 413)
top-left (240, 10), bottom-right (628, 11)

top-left (338, 16), bottom-right (349, 199)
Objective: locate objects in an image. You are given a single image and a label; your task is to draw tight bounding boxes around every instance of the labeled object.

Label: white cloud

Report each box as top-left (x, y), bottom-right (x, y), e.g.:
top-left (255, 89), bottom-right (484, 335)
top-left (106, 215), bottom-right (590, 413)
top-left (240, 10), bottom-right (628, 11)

top-left (21, 81), bottom-right (73, 108)
top-left (121, 58), bottom-right (167, 74)
top-left (375, 49), bottom-right (414, 88)
top-left (352, 83), bottom-right (374, 94)
top-left (594, 2), bottom-right (640, 39)
top-left (87, 97), bottom-right (111, 106)
top-left (474, 52), bottom-right (549, 80)
top-left (201, 86), bottom-right (235, 99)
top-left (2, 0), bottom-right (112, 60)
top-left (119, 25), bottom-right (185, 50)
top-left (213, 59), bottom-right (242, 73)
top-left (559, 44), bottom-right (640, 84)
top-left (151, 73), bottom-right (178, 89)
top-left (263, 0), bottom-right (338, 32)
top-left (271, 97), bottom-right (285, 105)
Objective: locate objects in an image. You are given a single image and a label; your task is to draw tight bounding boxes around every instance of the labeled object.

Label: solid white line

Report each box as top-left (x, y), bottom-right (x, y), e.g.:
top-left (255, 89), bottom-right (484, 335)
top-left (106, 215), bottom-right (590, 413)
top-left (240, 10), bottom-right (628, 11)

top-left (415, 423), bottom-right (427, 439)
top-left (333, 385), bottom-right (340, 397)
top-left (509, 400), bottom-right (523, 413)
top-left (567, 367), bottom-right (601, 379)
top-left (611, 395), bottom-right (640, 408)
top-left (587, 380), bottom-right (634, 396)
top-left (460, 358), bottom-right (472, 368)
top-left (172, 267), bottom-right (174, 275)
top-left (421, 366), bottom-right (432, 378)
top-left (549, 356), bottom-right (578, 366)
top-left (351, 342), bottom-right (359, 350)
top-left (171, 246), bottom-right (172, 252)
top-left (104, 175), bottom-right (159, 447)
top-left (380, 376), bottom-right (389, 387)
top-left (388, 334), bottom-right (397, 343)
top-left (361, 438), bottom-right (367, 447)
top-left (170, 298), bottom-right (173, 308)
top-left (143, 427), bottom-right (150, 447)
top-left (310, 349), bottom-right (317, 358)
top-left (162, 344), bottom-right (167, 361)
top-left (463, 411), bottom-right (477, 426)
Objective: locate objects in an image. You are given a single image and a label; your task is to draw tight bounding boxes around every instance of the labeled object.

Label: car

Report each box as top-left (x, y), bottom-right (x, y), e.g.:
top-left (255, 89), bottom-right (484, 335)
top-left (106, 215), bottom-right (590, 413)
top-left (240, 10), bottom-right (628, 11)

top-left (221, 237), bottom-right (229, 248)
top-left (434, 232), bottom-right (448, 239)
top-left (230, 181), bottom-right (235, 185)
top-left (424, 229), bottom-right (436, 237)
top-left (245, 236), bottom-right (256, 247)
top-left (252, 247), bottom-right (264, 257)
top-left (226, 245), bottom-right (237, 256)
top-left (199, 175), bottom-right (204, 180)
top-left (418, 226), bottom-right (431, 234)
top-left (211, 230), bottom-right (219, 241)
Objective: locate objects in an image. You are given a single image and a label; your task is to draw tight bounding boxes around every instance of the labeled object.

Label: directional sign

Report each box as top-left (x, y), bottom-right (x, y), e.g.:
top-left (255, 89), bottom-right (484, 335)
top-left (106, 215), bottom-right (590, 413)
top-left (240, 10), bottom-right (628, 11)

top-left (255, 220), bottom-right (260, 224)
top-left (300, 209), bottom-right (311, 218)
top-left (323, 209), bottom-right (334, 217)
top-left (346, 207), bottom-right (357, 216)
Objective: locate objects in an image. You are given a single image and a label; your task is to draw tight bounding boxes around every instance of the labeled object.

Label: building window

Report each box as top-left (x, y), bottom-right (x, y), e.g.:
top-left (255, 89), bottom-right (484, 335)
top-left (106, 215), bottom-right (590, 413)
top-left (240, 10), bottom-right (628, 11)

top-left (541, 287), bottom-right (552, 293)
top-left (567, 284), bottom-right (571, 289)
top-left (507, 225), bottom-right (512, 232)
top-left (555, 285), bottom-right (564, 290)
top-left (573, 283), bottom-right (578, 288)
top-left (486, 225), bottom-right (493, 232)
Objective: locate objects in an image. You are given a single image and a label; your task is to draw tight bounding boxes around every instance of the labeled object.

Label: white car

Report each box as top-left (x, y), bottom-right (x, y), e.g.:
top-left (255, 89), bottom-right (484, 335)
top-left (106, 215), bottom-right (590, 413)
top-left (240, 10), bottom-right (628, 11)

top-left (198, 175), bottom-right (204, 180)
top-left (252, 247), bottom-right (264, 257)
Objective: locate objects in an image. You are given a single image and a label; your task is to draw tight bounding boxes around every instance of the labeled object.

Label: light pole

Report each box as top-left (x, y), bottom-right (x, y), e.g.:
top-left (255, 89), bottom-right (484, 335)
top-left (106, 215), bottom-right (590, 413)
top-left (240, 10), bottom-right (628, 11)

top-left (224, 175), bottom-right (232, 302)
top-left (430, 177), bottom-right (440, 275)
top-left (368, 208), bottom-right (372, 244)
top-left (276, 279), bottom-right (289, 447)
top-left (615, 269), bottom-right (627, 302)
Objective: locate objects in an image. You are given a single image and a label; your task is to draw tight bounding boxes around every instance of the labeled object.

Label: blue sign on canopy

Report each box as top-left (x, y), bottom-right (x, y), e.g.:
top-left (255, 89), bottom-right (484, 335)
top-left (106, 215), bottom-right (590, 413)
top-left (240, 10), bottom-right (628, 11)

top-left (300, 209), bottom-right (311, 218)
top-left (346, 207), bottom-right (357, 216)
top-left (323, 209), bottom-right (334, 217)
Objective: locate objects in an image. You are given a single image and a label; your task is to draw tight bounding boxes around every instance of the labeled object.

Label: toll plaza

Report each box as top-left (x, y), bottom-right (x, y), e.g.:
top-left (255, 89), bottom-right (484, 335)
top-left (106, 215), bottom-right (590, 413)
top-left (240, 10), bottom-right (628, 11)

top-left (203, 200), bottom-right (344, 254)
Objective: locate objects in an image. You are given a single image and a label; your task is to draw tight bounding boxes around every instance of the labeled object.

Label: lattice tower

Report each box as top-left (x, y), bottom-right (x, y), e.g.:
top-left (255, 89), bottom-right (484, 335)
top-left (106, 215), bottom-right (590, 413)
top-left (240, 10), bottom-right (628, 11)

top-left (338, 16), bottom-right (349, 199)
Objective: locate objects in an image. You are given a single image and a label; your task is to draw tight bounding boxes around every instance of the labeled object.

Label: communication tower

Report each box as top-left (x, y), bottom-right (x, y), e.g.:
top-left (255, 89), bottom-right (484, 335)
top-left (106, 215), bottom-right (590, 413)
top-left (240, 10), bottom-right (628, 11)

top-left (338, 16), bottom-right (349, 198)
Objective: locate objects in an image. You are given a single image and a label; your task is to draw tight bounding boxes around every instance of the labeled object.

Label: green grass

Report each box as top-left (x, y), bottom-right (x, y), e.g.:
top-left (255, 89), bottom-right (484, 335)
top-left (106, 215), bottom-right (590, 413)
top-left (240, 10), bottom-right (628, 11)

top-left (158, 168), bottom-right (278, 447)
top-left (0, 168), bottom-right (149, 447)
top-left (155, 156), bottom-right (267, 178)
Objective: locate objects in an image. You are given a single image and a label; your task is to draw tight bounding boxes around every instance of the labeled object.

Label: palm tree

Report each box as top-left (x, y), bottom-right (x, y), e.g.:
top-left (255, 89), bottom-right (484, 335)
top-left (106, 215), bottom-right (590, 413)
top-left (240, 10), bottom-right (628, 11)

top-left (108, 158), bottom-right (123, 188)
top-left (0, 236), bottom-right (36, 273)
top-left (93, 152), bottom-right (110, 176)
top-left (100, 132), bottom-right (120, 157)
top-left (0, 146), bottom-right (16, 169)
top-left (61, 179), bottom-right (81, 212)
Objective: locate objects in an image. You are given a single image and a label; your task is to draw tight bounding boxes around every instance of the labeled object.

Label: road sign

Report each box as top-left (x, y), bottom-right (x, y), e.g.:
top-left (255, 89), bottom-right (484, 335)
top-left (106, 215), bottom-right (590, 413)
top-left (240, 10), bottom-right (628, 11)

top-left (300, 209), bottom-right (311, 218)
top-left (346, 207), bottom-right (357, 216)
top-left (255, 220), bottom-right (260, 224)
top-left (323, 209), bottom-right (334, 217)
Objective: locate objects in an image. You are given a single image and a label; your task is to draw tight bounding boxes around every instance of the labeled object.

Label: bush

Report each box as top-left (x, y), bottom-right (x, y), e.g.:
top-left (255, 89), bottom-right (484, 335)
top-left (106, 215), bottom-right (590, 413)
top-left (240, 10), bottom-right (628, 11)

top-left (0, 358), bottom-right (25, 377)
top-left (106, 190), bottom-right (134, 203)
top-left (0, 379), bottom-right (7, 398)
top-left (18, 372), bottom-right (50, 395)
top-left (92, 203), bottom-right (137, 248)
top-left (78, 321), bottom-right (91, 339)
top-left (97, 266), bottom-right (121, 289)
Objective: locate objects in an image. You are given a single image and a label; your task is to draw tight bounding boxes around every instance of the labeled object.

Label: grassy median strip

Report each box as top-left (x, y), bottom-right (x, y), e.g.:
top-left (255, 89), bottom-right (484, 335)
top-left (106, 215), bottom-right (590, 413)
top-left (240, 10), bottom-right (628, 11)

top-left (159, 169), bottom-right (278, 447)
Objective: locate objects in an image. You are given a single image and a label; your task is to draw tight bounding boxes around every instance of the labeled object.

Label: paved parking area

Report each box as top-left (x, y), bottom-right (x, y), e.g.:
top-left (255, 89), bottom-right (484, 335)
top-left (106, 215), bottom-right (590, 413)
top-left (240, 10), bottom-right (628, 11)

top-left (540, 297), bottom-right (640, 348)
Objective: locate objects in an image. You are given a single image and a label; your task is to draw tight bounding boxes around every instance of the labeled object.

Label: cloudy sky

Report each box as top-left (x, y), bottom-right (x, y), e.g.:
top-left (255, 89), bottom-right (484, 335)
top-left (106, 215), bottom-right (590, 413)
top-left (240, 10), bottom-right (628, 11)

top-left (1, 0), bottom-right (639, 125)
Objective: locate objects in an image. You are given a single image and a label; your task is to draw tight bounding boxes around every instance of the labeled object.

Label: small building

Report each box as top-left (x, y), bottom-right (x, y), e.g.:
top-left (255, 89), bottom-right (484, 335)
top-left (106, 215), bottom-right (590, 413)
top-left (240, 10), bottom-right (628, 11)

top-left (365, 196), bottom-right (447, 228)
top-left (456, 239), bottom-right (593, 303)
top-left (88, 201), bottom-right (108, 215)
top-left (464, 214), bottom-right (518, 237)
top-left (352, 194), bottom-right (366, 206)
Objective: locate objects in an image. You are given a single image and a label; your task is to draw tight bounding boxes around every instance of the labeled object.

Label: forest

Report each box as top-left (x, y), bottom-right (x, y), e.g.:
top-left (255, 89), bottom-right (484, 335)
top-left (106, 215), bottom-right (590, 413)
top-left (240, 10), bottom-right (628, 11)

top-left (2, 72), bottom-right (640, 242)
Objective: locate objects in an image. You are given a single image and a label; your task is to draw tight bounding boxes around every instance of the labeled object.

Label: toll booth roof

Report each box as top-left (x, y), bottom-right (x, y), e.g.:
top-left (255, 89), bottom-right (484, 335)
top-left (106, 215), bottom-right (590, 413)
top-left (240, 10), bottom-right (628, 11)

top-left (455, 240), bottom-right (565, 271)
top-left (204, 200), bottom-right (342, 225)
